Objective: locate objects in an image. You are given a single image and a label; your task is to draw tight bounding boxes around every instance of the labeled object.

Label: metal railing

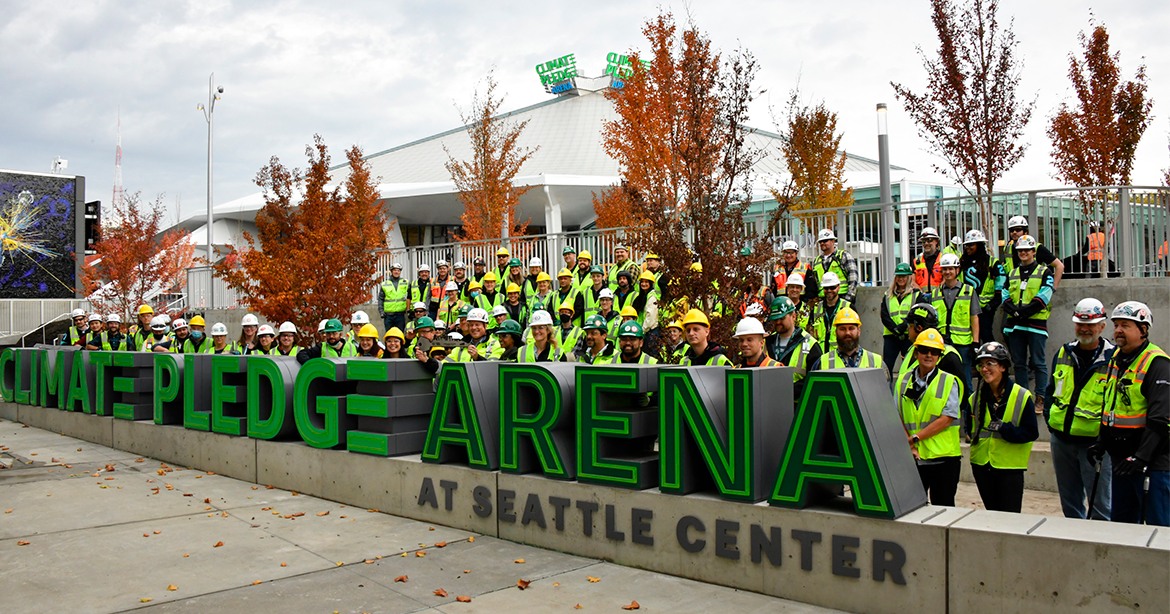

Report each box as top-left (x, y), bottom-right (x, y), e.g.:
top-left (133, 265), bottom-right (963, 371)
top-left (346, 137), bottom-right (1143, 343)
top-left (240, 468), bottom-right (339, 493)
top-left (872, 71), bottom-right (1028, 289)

top-left (0, 299), bottom-right (90, 337)
top-left (186, 185), bottom-right (1168, 309)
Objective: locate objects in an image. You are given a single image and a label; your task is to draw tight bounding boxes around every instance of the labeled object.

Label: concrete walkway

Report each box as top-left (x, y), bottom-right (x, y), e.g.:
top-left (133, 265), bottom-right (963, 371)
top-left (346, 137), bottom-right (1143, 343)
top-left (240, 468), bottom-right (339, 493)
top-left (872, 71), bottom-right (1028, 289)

top-left (0, 419), bottom-right (839, 614)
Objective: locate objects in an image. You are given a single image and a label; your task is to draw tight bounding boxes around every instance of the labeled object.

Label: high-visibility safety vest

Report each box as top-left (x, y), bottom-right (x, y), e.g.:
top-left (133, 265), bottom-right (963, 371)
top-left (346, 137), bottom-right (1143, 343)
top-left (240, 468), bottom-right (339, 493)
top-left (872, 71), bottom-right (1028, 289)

top-left (527, 292), bottom-right (555, 316)
top-left (574, 270), bottom-right (593, 293)
top-left (773, 261), bottom-right (810, 291)
top-left (932, 283), bottom-right (976, 346)
top-left (582, 287), bottom-right (605, 320)
top-left (557, 326), bottom-right (584, 353)
top-left (976, 259), bottom-right (1003, 309)
top-left (69, 326), bottom-right (85, 345)
top-left (607, 260), bottom-right (639, 291)
top-left (809, 298), bottom-right (852, 353)
top-left (883, 292), bottom-right (916, 336)
top-left (913, 253), bottom-right (943, 293)
top-left (736, 356), bottom-right (779, 368)
top-left (811, 250), bottom-right (848, 297)
top-left (970, 383), bottom-right (1034, 470)
top-left (613, 353), bottom-right (658, 366)
top-left (1102, 343), bottom-right (1168, 429)
top-left (523, 276), bottom-right (542, 301)
top-left (1002, 239), bottom-right (1050, 277)
top-left (436, 299), bottom-right (467, 326)
top-left (816, 349), bottom-right (882, 371)
top-left (470, 291), bottom-right (504, 312)
top-left (179, 336), bottom-right (212, 354)
top-left (770, 328), bottom-right (817, 382)
top-left (1048, 341), bottom-right (1114, 438)
top-left (448, 336), bottom-right (499, 362)
top-left (410, 280), bottom-right (433, 306)
top-left (613, 289), bottom-right (637, 315)
top-left (896, 368), bottom-right (961, 460)
top-left (322, 340), bottom-right (359, 359)
top-left (1006, 262), bottom-right (1051, 322)
top-left (141, 335), bottom-right (170, 353)
top-left (1087, 231), bottom-right (1105, 261)
top-left (680, 351), bottom-right (732, 367)
top-left (132, 329), bottom-right (152, 352)
top-left (517, 343), bottom-right (565, 363)
top-left (381, 278), bottom-right (410, 313)
top-left (98, 332), bottom-right (129, 351)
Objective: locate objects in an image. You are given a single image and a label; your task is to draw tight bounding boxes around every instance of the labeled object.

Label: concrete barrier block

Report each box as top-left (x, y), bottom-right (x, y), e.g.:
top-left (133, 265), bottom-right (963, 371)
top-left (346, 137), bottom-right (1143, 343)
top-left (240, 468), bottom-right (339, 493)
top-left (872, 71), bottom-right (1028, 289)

top-left (394, 455), bottom-right (498, 536)
top-left (960, 442), bottom-right (1056, 493)
top-left (197, 429), bottom-right (257, 483)
top-left (316, 449), bottom-right (404, 514)
top-left (112, 420), bottom-right (201, 469)
top-left (17, 405), bottom-right (114, 448)
top-left (0, 400), bottom-right (18, 421)
top-left (948, 511), bottom-right (1169, 614)
top-left (255, 439), bottom-right (326, 495)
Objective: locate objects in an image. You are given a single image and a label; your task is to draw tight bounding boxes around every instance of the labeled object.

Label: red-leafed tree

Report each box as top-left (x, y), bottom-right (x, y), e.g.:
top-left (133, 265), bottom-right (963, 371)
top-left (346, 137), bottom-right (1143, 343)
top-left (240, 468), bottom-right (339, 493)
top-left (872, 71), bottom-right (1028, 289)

top-left (771, 87), bottom-right (855, 221)
top-left (214, 136), bottom-right (388, 339)
top-left (81, 192), bottom-right (194, 319)
top-left (446, 71), bottom-right (536, 241)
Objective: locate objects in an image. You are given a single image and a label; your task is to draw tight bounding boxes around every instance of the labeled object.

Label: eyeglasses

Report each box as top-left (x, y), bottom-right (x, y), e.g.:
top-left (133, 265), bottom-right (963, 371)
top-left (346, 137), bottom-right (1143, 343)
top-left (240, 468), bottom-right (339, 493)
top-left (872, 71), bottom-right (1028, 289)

top-left (977, 362), bottom-right (1000, 370)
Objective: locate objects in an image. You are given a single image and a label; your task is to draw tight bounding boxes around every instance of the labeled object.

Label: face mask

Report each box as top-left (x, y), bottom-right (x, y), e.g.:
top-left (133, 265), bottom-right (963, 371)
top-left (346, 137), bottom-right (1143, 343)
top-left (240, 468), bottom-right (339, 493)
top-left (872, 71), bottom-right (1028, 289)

top-left (190, 331), bottom-right (203, 340)
top-left (560, 314), bottom-right (572, 325)
top-left (470, 291), bottom-right (480, 298)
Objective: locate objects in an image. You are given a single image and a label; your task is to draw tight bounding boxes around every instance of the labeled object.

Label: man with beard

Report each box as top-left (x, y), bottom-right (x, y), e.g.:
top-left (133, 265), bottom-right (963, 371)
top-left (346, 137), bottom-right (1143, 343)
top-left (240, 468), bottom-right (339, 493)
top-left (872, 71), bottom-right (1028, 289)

top-left (812, 307), bottom-right (883, 373)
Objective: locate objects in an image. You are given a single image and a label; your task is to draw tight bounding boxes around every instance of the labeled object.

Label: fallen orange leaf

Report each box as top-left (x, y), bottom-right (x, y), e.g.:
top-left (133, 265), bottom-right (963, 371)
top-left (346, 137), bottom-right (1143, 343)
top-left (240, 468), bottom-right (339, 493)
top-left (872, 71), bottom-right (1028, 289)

top-left (394, 575), bottom-right (408, 582)
top-left (514, 558), bottom-right (525, 564)
top-left (574, 605), bottom-right (582, 610)
top-left (517, 579), bottom-right (531, 590)
top-left (429, 526), bottom-right (435, 531)
top-left (435, 541), bottom-right (447, 548)
top-left (251, 486), bottom-right (258, 490)
top-left (463, 570), bottom-right (470, 574)
top-left (290, 512), bottom-right (304, 518)
top-left (252, 580), bottom-right (261, 585)
top-left (140, 598), bottom-right (152, 603)
top-left (143, 533), bottom-right (149, 537)
top-left (468, 536), bottom-right (475, 542)
top-left (416, 551), bottom-right (426, 557)
top-left (135, 458), bottom-right (145, 463)
top-left (316, 511), bottom-right (329, 517)
top-left (167, 584), bottom-right (177, 591)
top-left (204, 498), bottom-right (210, 504)
top-left (553, 582), bottom-right (560, 586)
top-left (266, 485), bottom-right (275, 489)
top-left (17, 541), bottom-right (30, 546)
top-left (4, 510), bottom-right (11, 514)
top-left (336, 562), bottom-right (343, 566)
top-left (153, 530), bottom-right (161, 534)
top-left (364, 560), bottom-right (374, 564)
top-left (433, 588), bottom-right (448, 597)
top-left (207, 471), bottom-right (216, 475)
top-left (183, 554), bottom-right (189, 558)
top-left (261, 507), bottom-right (272, 511)
top-left (213, 541), bottom-right (224, 548)
top-left (456, 596), bottom-right (471, 603)
top-left (622, 601), bottom-right (640, 610)
top-left (587, 576), bottom-right (600, 583)
top-left (280, 562), bottom-right (287, 567)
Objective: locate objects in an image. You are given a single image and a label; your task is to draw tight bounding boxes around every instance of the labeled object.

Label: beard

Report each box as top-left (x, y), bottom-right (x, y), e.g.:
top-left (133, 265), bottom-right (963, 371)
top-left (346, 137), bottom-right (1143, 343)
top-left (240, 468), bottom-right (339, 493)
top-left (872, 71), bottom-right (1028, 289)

top-left (1076, 333), bottom-right (1096, 346)
top-left (838, 337), bottom-right (859, 354)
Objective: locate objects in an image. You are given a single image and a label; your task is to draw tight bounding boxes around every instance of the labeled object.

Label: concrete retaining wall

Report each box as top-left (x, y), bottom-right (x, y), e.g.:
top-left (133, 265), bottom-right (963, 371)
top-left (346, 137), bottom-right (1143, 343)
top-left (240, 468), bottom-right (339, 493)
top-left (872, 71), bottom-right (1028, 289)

top-left (3, 399), bottom-right (1165, 614)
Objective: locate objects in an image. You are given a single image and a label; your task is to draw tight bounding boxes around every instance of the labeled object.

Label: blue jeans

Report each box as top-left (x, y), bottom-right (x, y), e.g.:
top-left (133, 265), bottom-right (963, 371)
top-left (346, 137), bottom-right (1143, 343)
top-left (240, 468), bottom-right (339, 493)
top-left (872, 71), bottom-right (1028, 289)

top-left (882, 335), bottom-right (910, 388)
top-left (1007, 330), bottom-right (1048, 407)
top-left (1050, 435), bottom-right (1111, 520)
top-left (1111, 467), bottom-right (1169, 527)
top-left (955, 344), bottom-right (974, 392)
top-left (383, 312), bottom-right (406, 333)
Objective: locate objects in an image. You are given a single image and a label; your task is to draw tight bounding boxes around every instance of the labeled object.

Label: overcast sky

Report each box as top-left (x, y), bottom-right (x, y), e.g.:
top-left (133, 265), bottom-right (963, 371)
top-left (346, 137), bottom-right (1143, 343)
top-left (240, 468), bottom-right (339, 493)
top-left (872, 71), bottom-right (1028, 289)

top-left (2, 0), bottom-right (1167, 224)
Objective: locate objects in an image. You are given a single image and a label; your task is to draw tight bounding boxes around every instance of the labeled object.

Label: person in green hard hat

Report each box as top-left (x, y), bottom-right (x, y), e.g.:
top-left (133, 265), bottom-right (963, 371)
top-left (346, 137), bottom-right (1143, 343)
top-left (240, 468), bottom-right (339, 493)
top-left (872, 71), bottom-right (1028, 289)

top-left (581, 265), bottom-right (608, 321)
top-left (579, 314), bottom-right (616, 364)
top-left (296, 318), bottom-right (357, 363)
top-left (882, 262), bottom-right (919, 382)
top-left (505, 257), bottom-right (527, 298)
top-left (407, 316), bottom-right (436, 357)
top-left (492, 319), bottom-right (524, 362)
top-left (766, 296), bottom-right (822, 400)
top-left (614, 320), bottom-right (657, 365)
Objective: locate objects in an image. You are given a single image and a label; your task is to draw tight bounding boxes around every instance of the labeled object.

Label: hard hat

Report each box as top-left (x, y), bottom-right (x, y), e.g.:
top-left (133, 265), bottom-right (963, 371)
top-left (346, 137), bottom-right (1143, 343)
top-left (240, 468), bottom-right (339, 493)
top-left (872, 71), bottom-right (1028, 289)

top-left (418, 263), bottom-right (431, 272)
top-left (939, 253), bottom-right (961, 268)
top-left (189, 315), bottom-right (206, 327)
top-left (468, 280), bottom-right (482, 291)
top-left (781, 240), bottom-right (799, 252)
top-left (429, 345), bottom-right (449, 356)
top-left (689, 262), bottom-right (702, 272)
top-left (412, 302), bottom-right (428, 311)
top-left (483, 272), bottom-right (498, 283)
top-left (589, 265), bottom-right (604, 276)
top-left (528, 257), bottom-right (542, 268)
top-left (414, 316), bottom-right (435, 330)
top-left (495, 320), bottom-right (522, 336)
top-left (614, 243), bottom-right (628, 252)
top-left (616, 269), bottom-right (633, 281)
top-left (638, 270), bottom-right (655, 282)
top-left (453, 261), bottom-right (466, 270)
top-left (558, 300), bottom-right (575, 315)
top-left (324, 319), bottom-right (344, 333)
top-left (171, 318), bottom-right (188, 330)
top-left (509, 258), bottom-right (522, 268)
top-left (734, 317), bottom-right (766, 337)
top-left (71, 308), bottom-right (86, 319)
top-left (920, 226), bottom-right (940, 240)
top-left (467, 308), bottom-right (490, 323)
top-left (458, 305), bottom-right (472, 318)
top-left (391, 262), bottom-right (403, 270)
top-left (894, 262), bottom-right (914, 276)
top-left (445, 281), bottom-right (459, 293)
top-left (278, 322), bottom-right (297, 334)
top-left (1015, 235), bottom-right (1038, 250)
top-left (664, 320), bottom-right (683, 331)
top-left (578, 250), bottom-right (592, 261)
top-left (211, 322), bottom-right (229, 336)
top-left (619, 305), bottom-right (638, 318)
top-left (447, 331), bottom-right (463, 341)
top-left (384, 327), bottom-right (405, 342)
top-left (241, 313), bottom-right (260, 326)
top-left (963, 229), bottom-right (988, 244)
top-left (496, 247), bottom-right (510, 257)
top-left (473, 257), bottom-right (486, 266)
top-left (358, 324), bottom-right (378, 338)
top-left (682, 309), bottom-right (710, 328)
top-left (745, 303), bottom-right (764, 317)
top-left (599, 289), bottom-right (615, 300)
top-left (644, 252), bottom-right (660, 260)
top-left (581, 315), bottom-right (604, 331)
top-left (351, 311), bottom-right (369, 324)
top-left (536, 272), bottom-right (552, 283)
top-left (820, 272), bottom-right (841, 288)
top-left (976, 341), bottom-right (1012, 367)
top-left (563, 245), bottom-right (576, 255)
top-left (618, 320), bottom-right (644, 338)
top-left (769, 297), bottom-right (795, 320)
top-left (1072, 298), bottom-right (1107, 324)
top-left (434, 319), bottom-right (447, 330)
top-left (436, 259), bottom-right (448, 267)
top-left (107, 313), bottom-right (123, 323)
top-left (138, 304), bottom-right (155, 315)
top-left (951, 235), bottom-right (962, 246)
top-left (905, 303), bottom-right (940, 328)
top-left (557, 268), bottom-right (572, 278)
top-left (88, 313), bottom-right (102, 322)
top-left (529, 310), bottom-right (554, 327)
top-left (1007, 215), bottom-right (1029, 230)
top-left (914, 328), bottom-right (946, 351)
top-left (817, 229), bottom-right (837, 242)
top-left (786, 273), bottom-right (805, 288)
top-left (258, 324), bottom-right (276, 337)
top-left (833, 307), bottom-right (862, 327)
top-left (318, 319), bottom-right (329, 332)
top-left (1111, 301), bottom-right (1152, 327)
top-left (159, 313), bottom-right (172, 324)
top-left (491, 305), bottom-right (508, 318)
top-left (506, 283), bottom-right (521, 294)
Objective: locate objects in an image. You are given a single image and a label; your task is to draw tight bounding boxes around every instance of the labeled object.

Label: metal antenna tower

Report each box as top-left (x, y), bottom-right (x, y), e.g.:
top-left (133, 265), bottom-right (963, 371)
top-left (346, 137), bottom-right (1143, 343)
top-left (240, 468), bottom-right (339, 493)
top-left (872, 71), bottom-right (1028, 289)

top-left (112, 108), bottom-right (124, 212)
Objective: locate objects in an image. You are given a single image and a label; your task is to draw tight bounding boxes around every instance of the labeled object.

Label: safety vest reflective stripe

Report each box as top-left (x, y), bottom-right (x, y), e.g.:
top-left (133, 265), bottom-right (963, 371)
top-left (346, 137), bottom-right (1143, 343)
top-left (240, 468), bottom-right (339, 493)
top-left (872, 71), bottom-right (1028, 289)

top-left (970, 384), bottom-right (1033, 469)
top-left (382, 279), bottom-right (410, 312)
top-left (780, 332), bottom-right (815, 380)
top-left (436, 301), bottom-right (466, 325)
top-left (810, 299), bottom-right (852, 351)
top-left (322, 341), bottom-right (358, 358)
top-left (1007, 262), bottom-right (1051, 321)
top-left (517, 343), bottom-right (562, 363)
top-left (817, 349), bottom-right (882, 371)
top-left (1103, 344), bottom-right (1168, 428)
top-left (1087, 232), bottom-right (1105, 261)
top-left (1048, 344), bottom-right (1110, 437)
top-left (737, 356), bottom-right (779, 368)
top-left (932, 284), bottom-right (975, 345)
top-left (913, 254), bottom-right (942, 291)
top-left (558, 326), bottom-right (584, 351)
top-left (896, 369), bottom-right (961, 460)
top-left (883, 293), bottom-right (915, 335)
top-left (811, 252), bottom-right (847, 297)
top-left (978, 261), bottom-right (1001, 308)
top-left (607, 261), bottom-right (638, 289)
top-left (773, 262), bottom-right (809, 289)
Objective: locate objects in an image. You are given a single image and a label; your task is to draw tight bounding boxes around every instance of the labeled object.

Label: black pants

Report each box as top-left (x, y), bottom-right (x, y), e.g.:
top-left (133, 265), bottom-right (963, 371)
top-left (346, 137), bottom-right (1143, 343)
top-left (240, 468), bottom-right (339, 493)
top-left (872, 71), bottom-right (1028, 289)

top-left (971, 462), bottom-right (1025, 512)
top-left (917, 457), bottom-right (961, 506)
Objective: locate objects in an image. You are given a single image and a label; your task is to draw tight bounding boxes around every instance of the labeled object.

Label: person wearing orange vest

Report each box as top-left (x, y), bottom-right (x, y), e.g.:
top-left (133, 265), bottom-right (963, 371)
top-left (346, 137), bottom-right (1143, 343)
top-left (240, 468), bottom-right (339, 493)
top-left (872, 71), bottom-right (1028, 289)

top-left (914, 226), bottom-right (944, 295)
top-left (770, 240), bottom-right (815, 301)
top-left (1088, 301), bottom-right (1169, 526)
top-left (1084, 222), bottom-right (1106, 262)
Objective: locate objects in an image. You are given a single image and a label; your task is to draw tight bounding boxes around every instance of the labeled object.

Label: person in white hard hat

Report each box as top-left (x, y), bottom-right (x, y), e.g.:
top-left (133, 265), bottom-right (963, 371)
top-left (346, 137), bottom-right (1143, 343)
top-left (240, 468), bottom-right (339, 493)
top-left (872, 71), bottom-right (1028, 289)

top-left (522, 257), bottom-right (544, 298)
top-left (437, 281), bottom-right (466, 326)
top-left (169, 318), bottom-right (190, 351)
top-left (348, 310), bottom-right (370, 343)
top-left (1044, 298), bottom-right (1115, 520)
top-left (68, 308), bottom-right (88, 346)
top-left (1003, 216), bottom-right (1064, 286)
top-left (517, 310), bottom-right (567, 362)
top-left (960, 229), bottom-right (1006, 344)
top-left (87, 314), bottom-right (128, 351)
top-left (770, 240), bottom-right (814, 301)
top-left (932, 252), bottom-right (981, 388)
top-left (275, 322), bottom-right (298, 356)
top-left (317, 319), bottom-right (329, 347)
top-left (405, 302), bottom-right (428, 340)
top-left (490, 304), bottom-right (509, 333)
top-left (452, 261), bottom-right (469, 296)
top-left (448, 308), bottom-right (498, 362)
top-left (914, 226), bottom-right (944, 296)
top-left (86, 312), bottom-right (105, 340)
top-left (808, 271), bottom-right (851, 354)
top-left (595, 288), bottom-right (620, 341)
top-left (209, 322), bottom-right (236, 354)
top-left (1000, 234), bottom-right (1056, 413)
top-left (237, 313), bottom-right (260, 354)
top-left (411, 263), bottom-right (435, 319)
top-left (254, 324), bottom-right (277, 355)
top-left (811, 229), bottom-right (858, 304)
top-left (81, 314), bottom-right (105, 350)
top-left (433, 259), bottom-right (451, 299)
top-left (139, 315), bottom-right (172, 352)
top-left (734, 317), bottom-right (778, 368)
top-left (378, 262), bottom-right (410, 333)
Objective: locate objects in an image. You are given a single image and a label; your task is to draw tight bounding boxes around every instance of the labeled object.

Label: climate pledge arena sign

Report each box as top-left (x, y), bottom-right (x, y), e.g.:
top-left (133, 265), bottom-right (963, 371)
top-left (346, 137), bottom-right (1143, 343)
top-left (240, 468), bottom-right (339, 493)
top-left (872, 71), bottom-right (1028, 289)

top-left (3, 346), bottom-right (946, 613)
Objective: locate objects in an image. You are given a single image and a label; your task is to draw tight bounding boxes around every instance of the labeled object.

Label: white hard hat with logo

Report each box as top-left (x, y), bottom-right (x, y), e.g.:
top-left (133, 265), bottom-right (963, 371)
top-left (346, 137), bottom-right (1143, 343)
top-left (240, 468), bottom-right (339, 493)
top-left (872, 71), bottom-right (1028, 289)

top-left (733, 317), bottom-right (766, 337)
top-left (278, 322), bottom-right (297, 334)
top-left (939, 253), bottom-right (961, 268)
top-left (817, 229), bottom-right (837, 242)
top-left (529, 310), bottom-right (553, 327)
top-left (820, 272), bottom-right (841, 288)
top-left (211, 322), bottom-right (229, 336)
top-left (241, 313), bottom-right (259, 326)
top-left (351, 311), bottom-right (369, 324)
top-left (781, 240), bottom-right (799, 252)
top-left (1072, 298), bottom-right (1106, 324)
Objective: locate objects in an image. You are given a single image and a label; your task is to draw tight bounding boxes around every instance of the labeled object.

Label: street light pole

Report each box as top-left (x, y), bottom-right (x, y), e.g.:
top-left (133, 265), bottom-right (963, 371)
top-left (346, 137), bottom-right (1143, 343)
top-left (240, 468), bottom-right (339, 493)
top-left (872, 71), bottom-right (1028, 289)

top-left (877, 103), bottom-right (894, 284)
top-left (197, 74), bottom-right (223, 309)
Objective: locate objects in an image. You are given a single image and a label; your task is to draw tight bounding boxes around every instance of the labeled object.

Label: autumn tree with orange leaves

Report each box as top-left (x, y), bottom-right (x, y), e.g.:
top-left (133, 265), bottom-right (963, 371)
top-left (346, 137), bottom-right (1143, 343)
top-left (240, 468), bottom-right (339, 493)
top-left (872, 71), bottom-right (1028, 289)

top-left (214, 136), bottom-right (387, 339)
top-left (446, 72), bottom-right (536, 241)
top-left (601, 10), bottom-right (774, 351)
top-left (82, 192), bottom-right (194, 319)
top-left (771, 87), bottom-right (854, 221)
top-left (1048, 23), bottom-right (1153, 202)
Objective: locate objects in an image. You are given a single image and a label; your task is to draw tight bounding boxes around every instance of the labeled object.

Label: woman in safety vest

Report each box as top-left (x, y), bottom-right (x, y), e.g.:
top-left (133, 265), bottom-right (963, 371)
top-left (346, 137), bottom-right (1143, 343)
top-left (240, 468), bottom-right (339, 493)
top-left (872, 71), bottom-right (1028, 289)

top-left (897, 329), bottom-right (963, 506)
top-left (881, 262), bottom-right (918, 381)
top-left (967, 341), bottom-right (1039, 512)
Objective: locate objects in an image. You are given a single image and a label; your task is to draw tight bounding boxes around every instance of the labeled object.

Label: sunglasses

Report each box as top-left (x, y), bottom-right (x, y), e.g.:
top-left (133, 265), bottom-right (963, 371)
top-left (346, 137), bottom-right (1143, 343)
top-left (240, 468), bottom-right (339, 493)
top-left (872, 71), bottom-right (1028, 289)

top-left (918, 347), bottom-right (942, 356)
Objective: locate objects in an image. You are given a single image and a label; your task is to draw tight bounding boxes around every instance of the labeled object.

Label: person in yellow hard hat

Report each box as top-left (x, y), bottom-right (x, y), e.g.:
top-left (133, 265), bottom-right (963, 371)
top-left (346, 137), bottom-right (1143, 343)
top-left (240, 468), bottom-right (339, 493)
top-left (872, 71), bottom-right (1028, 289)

top-left (619, 305), bottom-right (639, 325)
top-left (659, 320), bottom-right (687, 363)
top-left (680, 309), bottom-right (732, 366)
top-left (812, 307), bottom-right (883, 373)
top-left (494, 247), bottom-right (512, 283)
top-left (355, 324), bottom-right (383, 358)
top-left (631, 269), bottom-right (660, 354)
top-left (897, 328), bottom-right (964, 506)
top-left (642, 252), bottom-right (668, 297)
top-left (383, 327), bottom-right (408, 358)
top-left (555, 299), bottom-right (585, 355)
top-left (503, 282), bottom-right (528, 328)
top-left (574, 250), bottom-right (594, 292)
top-left (179, 315), bottom-right (210, 354)
top-left (131, 304), bottom-right (154, 350)
top-left (527, 271), bottom-right (555, 316)
top-left (554, 268), bottom-right (584, 326)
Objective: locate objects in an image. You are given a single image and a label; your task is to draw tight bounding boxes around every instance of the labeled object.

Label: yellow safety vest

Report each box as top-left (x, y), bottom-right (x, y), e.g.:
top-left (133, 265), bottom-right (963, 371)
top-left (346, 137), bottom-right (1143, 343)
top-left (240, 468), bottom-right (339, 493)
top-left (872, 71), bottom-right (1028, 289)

top-left (1048, 342), bottom-right (1112, 437)
top-left (896, 368), bottom-right (961, 460)
top-left (1006, 262), bottom-right (1051, 322)
top-left (816, 349), bottom-right (882, 371)
top-left (932, 283), bottom-right (976, 346)
top-left (883, 292), bottom-right (916, 336)
top-left (1102, 343), bottom-right (1168, 429)
top-left (970, 383), bottom-right (1033, 470)
top-left (381, 278), bottom-right (410, 313)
